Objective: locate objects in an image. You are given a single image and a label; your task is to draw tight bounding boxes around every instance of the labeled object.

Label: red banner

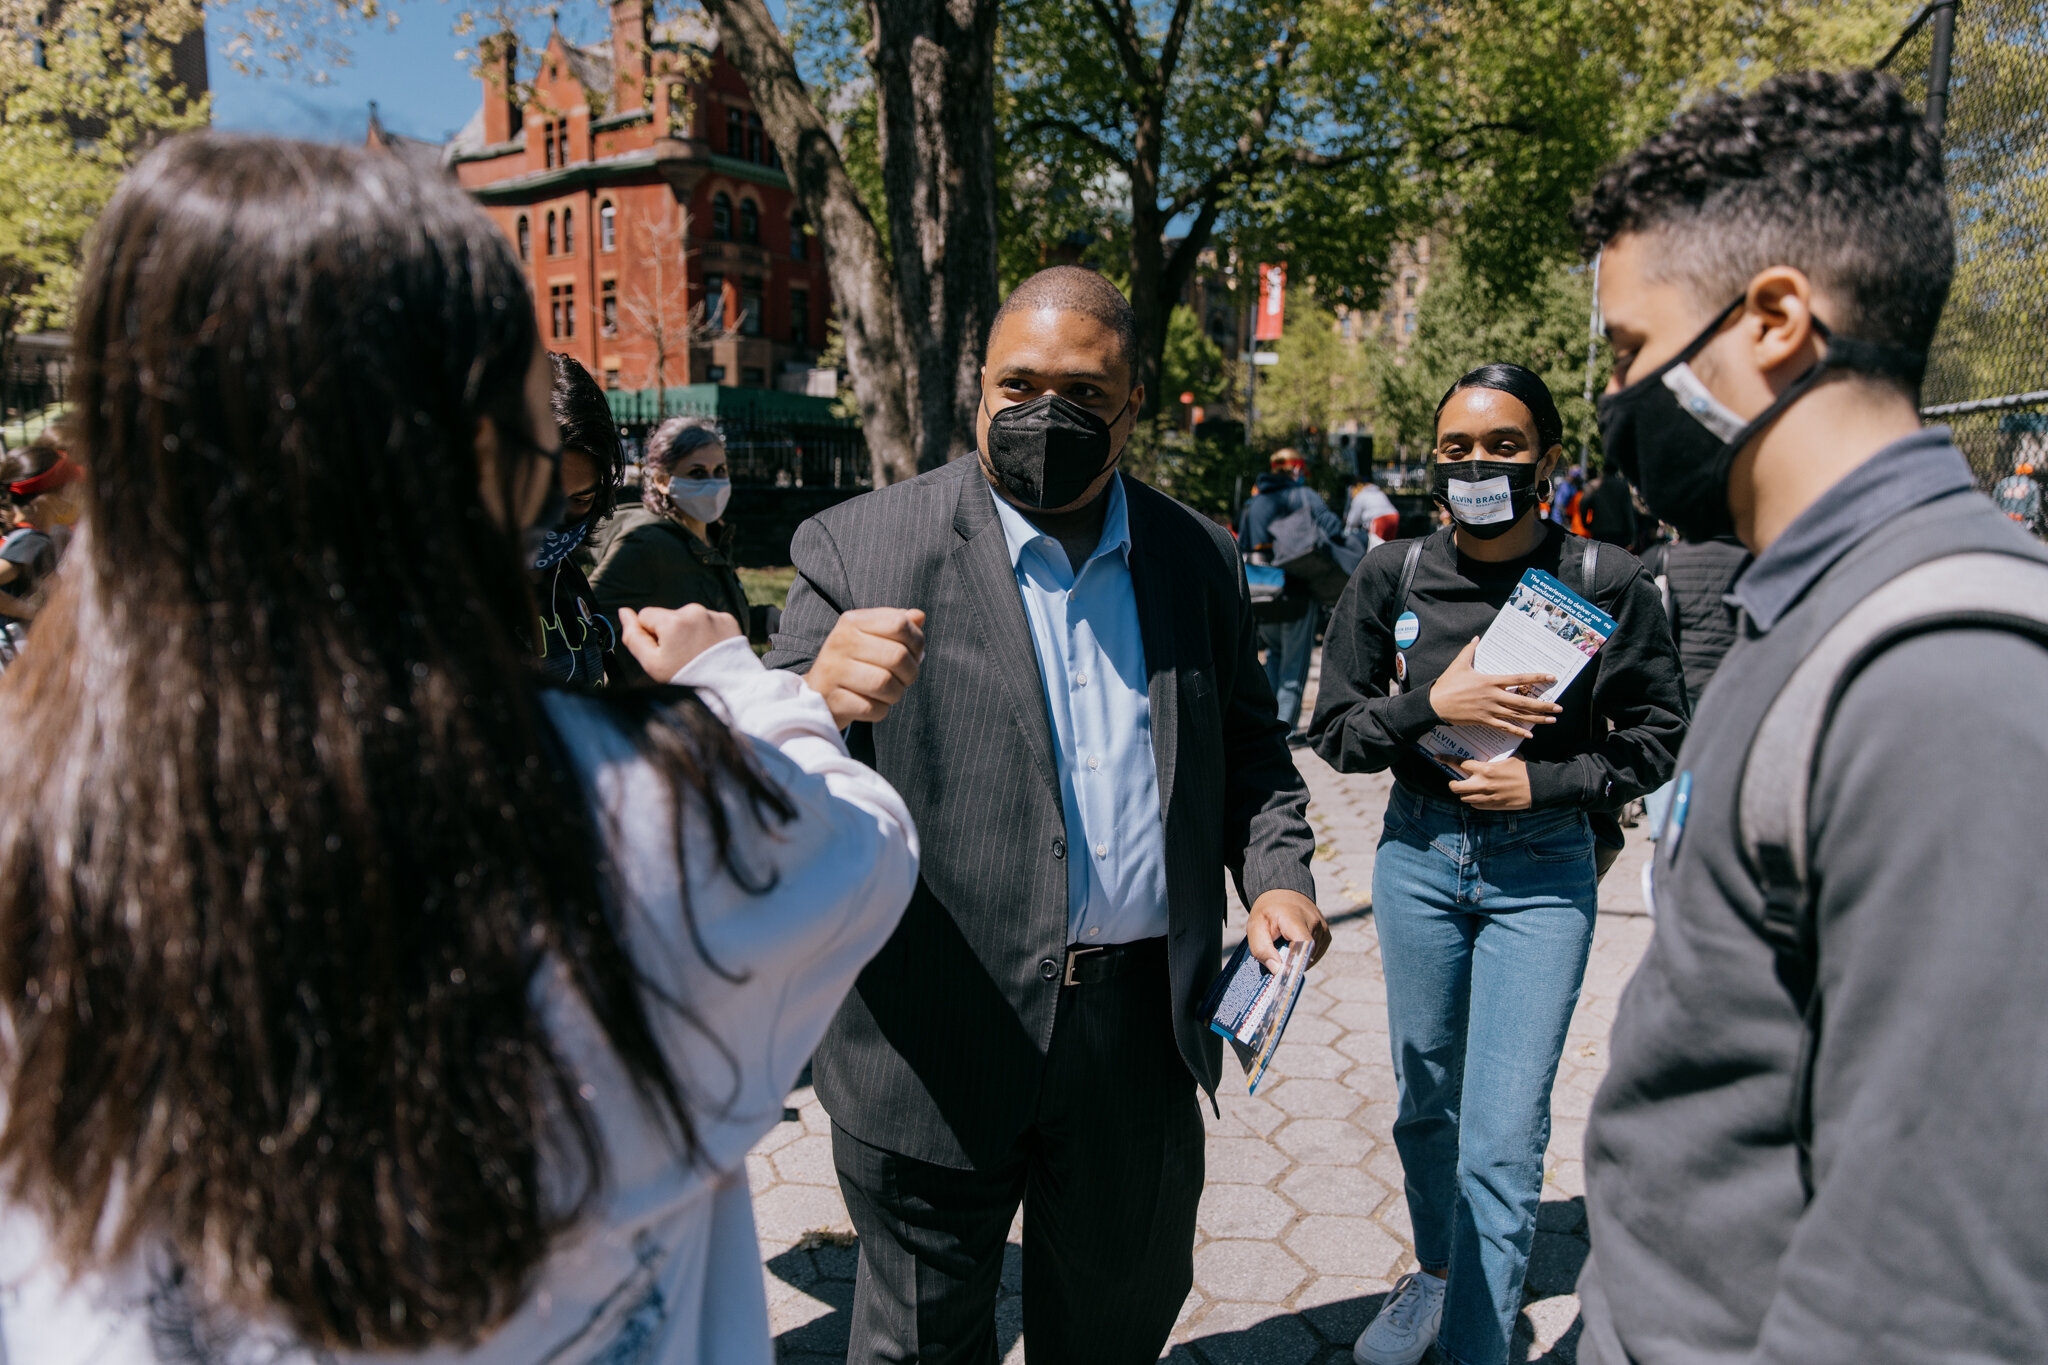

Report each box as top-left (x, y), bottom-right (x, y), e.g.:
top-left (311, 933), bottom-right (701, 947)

top-left (1255, 262), bottom-right (1286, 341)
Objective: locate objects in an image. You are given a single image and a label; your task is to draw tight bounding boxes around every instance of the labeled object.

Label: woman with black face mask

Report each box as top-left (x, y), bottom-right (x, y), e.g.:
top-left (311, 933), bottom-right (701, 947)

top-left (1307, 363), bottom-right (1686, 1365)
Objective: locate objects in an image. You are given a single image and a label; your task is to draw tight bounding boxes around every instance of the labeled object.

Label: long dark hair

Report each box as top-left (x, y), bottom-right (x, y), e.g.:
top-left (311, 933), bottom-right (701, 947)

top-left (0, 134), bottom-right (787, 1349)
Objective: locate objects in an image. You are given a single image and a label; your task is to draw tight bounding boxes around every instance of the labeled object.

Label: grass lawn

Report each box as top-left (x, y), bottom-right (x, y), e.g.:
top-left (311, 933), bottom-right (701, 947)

top-left (737, 565), bottom-right (797, 611)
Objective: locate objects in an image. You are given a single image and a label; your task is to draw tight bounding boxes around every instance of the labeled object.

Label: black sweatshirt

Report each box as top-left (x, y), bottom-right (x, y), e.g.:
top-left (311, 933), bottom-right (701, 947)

top-left (1308, 523), bottom-right (1687, 810)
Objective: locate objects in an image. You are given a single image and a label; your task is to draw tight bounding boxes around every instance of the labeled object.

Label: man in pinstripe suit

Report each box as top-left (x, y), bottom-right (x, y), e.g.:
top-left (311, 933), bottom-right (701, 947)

top-left (767, 268), bottom-right (1326, 1364)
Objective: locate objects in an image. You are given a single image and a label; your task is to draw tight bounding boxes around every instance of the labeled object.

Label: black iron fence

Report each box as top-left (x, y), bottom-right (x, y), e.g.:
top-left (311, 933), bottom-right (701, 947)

top-left (618, 420), bottom-right (873, 491)
top-left (608, 387), bottom-right (872, 492)
top-left (1881, 0), bottom-right (2048, 528)
top-left (1, 359), bottom-right (67, 449)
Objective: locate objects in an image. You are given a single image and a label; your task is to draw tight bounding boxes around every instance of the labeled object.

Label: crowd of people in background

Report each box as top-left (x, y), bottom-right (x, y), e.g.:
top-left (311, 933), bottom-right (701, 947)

top-left (0, 62), bottom-right (2043, 1365)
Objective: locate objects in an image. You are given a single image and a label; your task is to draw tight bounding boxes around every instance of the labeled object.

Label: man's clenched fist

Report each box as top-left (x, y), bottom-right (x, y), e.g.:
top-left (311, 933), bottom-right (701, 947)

top-left (805, 608), bottom-right (927, 728)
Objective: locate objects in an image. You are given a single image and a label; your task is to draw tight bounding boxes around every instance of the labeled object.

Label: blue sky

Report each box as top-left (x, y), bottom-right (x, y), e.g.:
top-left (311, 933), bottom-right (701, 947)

top-left (206, 1), bottom-right (607, 145)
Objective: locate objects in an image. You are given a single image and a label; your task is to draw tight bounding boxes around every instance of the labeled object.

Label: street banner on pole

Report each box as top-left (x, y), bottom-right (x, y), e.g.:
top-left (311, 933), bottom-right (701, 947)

top-left (1256, 263), bottom-right (1286, 341)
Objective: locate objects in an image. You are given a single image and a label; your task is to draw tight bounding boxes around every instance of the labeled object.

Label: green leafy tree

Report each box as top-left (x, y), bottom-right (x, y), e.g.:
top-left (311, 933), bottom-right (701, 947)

top-left (1003, 0), bottom-right (1414, 416)
top-left (1419, 0), bottom-right (1918, 294)
top-left (1373, 251), bottom-right (1610, 467)
top-left (996, 0), bottom-right (1915, 427)
top-left (1252, 287), bottom-right (1373, 449)
top-left (1162, 304), bottom-right (1227, 405)
top-left (0, 0), bottom-right (208, 384)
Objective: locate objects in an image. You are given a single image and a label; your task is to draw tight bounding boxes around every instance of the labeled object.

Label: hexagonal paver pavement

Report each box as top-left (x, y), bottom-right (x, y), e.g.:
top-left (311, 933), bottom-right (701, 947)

top-left (755, 653), bottom-right (1655, 1362)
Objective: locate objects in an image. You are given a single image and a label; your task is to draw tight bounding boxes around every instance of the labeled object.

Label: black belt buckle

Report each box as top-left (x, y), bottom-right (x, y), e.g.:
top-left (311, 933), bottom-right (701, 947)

top-left (1063, 944), bottom-right (1109, 986)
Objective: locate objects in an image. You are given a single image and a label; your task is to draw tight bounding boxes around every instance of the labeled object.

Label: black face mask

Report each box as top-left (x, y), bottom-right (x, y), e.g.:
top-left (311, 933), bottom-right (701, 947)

top-left (983, 391), bottom-right (1130, 510)
top-left (1430, 459), bottom-right (1544, 541)
top-left (1595, 297), bottom-right (1925, 541)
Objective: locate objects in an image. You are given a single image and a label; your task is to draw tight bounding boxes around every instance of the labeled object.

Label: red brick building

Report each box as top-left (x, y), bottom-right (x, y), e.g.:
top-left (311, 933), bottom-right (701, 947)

top-left (421, 3), bottom-right (829, 392)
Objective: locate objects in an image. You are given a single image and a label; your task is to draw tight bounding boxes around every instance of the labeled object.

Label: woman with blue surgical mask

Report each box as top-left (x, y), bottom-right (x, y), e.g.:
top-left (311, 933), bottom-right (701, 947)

top-left (591, 415), bottom-right (770, 685)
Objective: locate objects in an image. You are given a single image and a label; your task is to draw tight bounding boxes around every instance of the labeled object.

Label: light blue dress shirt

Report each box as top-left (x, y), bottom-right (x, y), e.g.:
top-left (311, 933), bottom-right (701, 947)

top-left (990, 474), bottom-right (1170, 945)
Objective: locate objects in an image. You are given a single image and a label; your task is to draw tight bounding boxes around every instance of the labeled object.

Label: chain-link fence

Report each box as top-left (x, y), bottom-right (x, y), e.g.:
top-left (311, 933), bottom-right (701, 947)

top-left (1882, 0), bottom-right (2048, 530)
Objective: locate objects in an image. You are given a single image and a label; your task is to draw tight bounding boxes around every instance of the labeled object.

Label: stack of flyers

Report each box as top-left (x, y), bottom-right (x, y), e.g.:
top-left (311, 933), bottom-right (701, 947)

top-left (1199, 938), bottom-right (1314, 1095)
top-left (1416, 568), bottom-right (1616, 779)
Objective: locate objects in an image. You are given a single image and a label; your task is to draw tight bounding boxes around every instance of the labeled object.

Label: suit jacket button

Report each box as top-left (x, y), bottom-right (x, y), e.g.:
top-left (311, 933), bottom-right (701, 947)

top-left (1052, 838), bottom-right (1066, 859)
top-left (1039, 958), bottom-right (1060, 981)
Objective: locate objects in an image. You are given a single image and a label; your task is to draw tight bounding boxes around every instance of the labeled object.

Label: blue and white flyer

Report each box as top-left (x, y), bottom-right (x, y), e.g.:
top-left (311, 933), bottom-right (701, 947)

top-left (1201, 938), bottom-right (1314, 1095)
top-left (1416, 568), bottom-right (1617, 779)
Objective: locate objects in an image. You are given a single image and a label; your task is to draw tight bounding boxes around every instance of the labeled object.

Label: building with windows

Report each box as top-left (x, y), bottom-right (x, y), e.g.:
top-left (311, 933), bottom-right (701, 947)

top-left (1337, 237), bottom-right (1432, 353)
top-left (391, 1), bottom-right (830, 393)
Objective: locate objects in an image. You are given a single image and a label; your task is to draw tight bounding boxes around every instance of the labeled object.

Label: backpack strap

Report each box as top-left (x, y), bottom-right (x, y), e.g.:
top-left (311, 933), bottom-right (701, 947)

top-left (1736, 550), bottom-right (2048, 1192)
top-left (1549, 533), bottom-right (1603, 608)
top-left (1737, 551), bottom-right (2048, 965)
top-left (1392, 534), bottom-right (1428, 621)
top-left (1385, 531), bottom-right (1435, 695)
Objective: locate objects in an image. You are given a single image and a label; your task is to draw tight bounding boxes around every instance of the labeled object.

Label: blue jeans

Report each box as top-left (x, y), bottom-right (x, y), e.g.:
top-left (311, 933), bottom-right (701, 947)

top-left (1371, 785), bottom-right (1598, 1365)
top-left (1260, 605), bottom-right (1317, 732)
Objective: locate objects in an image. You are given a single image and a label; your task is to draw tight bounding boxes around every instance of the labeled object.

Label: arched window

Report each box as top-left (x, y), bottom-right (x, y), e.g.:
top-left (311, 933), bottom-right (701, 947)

top-left (599, 201), bottom-right (616, 252)
top-left (739, 198), bottom-right (759, 246)
top-left (789, 210), bottom-right (809, 260)
top-left (546, 210), bottom-right (558, 255)
top-left (516, 214), bottom-right (531, 262)
top-left (667, 84), bottom-right (689, 136)
top-left (746, 111), bottom-right (764, 164)
top-left (711, 193), bottom-right (732, 242)
top-left (726, 107), bottom-right (744, 156)
top-left (562, 208), bottom-right (574, 253)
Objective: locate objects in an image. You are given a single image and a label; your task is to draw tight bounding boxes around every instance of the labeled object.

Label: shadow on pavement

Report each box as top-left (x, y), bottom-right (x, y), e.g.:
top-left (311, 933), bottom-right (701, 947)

top-left (1167, 1290), bottom-right (1388, 1364)
top-left (770, 1238), bottom-right (1024, 1364)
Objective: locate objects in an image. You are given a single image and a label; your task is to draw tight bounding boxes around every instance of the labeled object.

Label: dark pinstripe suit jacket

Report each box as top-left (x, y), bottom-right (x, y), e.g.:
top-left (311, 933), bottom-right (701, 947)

top-left (764, 457), bottom-right (1316, 1170)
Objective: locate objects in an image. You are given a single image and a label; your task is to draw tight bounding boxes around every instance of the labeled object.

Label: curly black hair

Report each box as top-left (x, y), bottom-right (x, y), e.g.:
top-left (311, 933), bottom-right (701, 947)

top-left (1573, 69), bottom-right (1952, 374)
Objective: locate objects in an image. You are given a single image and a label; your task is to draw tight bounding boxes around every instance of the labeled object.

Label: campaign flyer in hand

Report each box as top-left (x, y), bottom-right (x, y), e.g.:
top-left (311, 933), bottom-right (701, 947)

top-left (1416, 568), bottom-right (1615, 779)
top-left (1201, 938), bottom-right (1314, 1095)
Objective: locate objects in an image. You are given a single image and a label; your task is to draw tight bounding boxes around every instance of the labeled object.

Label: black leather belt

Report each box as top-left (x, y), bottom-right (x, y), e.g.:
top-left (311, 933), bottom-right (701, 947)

top-left (1063, 935), bottom-right (1166, 986)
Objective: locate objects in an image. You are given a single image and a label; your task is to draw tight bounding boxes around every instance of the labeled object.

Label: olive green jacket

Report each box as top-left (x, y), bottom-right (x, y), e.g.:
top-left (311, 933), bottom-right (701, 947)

top-left (588, 505), bottom-right (752, 683)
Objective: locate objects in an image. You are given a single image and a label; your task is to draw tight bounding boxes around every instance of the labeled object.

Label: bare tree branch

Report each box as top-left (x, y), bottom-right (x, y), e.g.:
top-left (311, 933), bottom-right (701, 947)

top-left (617, 200), bottom-right (720, 406)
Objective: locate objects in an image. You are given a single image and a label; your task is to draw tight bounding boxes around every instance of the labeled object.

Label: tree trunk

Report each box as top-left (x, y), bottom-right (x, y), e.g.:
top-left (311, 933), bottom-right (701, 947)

top-left (868, 0), bottom-right (1001, 471)
top-left (697, 0), bottom-right (921, 484)
top-left (698, 0), bottom-right (1001, 483)
top-left (1126, 111), bottom-right (1169, 420)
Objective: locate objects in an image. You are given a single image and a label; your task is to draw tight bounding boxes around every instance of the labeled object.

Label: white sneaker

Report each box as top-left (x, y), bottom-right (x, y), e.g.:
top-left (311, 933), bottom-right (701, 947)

top-left (1353, 1270), bottom-right (1447, 1365)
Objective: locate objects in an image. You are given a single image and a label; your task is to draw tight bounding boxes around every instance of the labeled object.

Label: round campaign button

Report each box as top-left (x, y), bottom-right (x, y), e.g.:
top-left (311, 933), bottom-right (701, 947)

top-left (1394, 611), bottom-right (1420, 649)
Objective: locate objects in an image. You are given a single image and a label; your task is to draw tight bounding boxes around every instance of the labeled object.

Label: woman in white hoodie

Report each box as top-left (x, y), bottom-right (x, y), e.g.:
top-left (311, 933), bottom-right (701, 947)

top-left (0, 132), bottom-right (917, 1365)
